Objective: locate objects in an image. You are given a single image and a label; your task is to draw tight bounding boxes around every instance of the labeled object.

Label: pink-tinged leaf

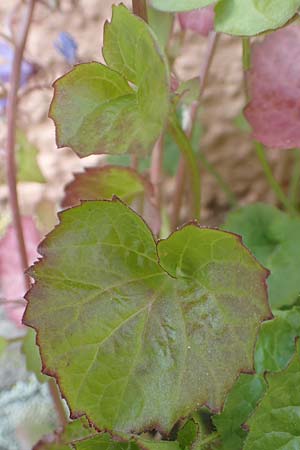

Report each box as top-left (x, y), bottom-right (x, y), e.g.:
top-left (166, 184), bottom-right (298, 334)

top-left (178, 5), bottom-right (215, 36)
top-left (245, 25), bottom-right (300, 150)
top-left (0, 217), bottom-right (40, 326)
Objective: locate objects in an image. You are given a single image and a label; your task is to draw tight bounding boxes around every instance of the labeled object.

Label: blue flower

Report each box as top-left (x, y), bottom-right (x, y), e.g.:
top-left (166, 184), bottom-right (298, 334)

top-left (54, 32), bottom-right (78, 65)
top-left (0, 41), bottom-right (35, 86)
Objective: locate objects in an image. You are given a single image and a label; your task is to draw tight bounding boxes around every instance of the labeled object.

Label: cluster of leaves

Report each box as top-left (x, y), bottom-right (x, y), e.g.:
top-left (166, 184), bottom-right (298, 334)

top-left (2, 1), bottom-right (300, 449)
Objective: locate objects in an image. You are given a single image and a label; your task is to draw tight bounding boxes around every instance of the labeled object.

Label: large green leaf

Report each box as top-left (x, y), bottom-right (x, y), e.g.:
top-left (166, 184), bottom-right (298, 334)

top-left (213, 374), bottom-right (266, 450)
top-left (50, 6), bottom-right (169, 157)
top-left (151, 0), bottom-right (215, 12)
top-left (24, 200), bottom-right (270, 434)
top-left (22, 328), bottom-right (49, 383)
top-left (255, 307), bottom-right (300, 374)
top-left (215, 0), bottom-right (300, 36)
top-left (243, 344), bottom-right (300, 449)
top-left (223, 203), bottom-right (300, 308)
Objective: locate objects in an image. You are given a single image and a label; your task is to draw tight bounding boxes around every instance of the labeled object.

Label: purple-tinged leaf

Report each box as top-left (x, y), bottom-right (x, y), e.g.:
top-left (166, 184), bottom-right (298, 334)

top-left (24, 200), bottom-right (271, 434)
top-left (245, 25), bottom-right (300, 149)
top-left (178, 5), bottom-right (215, 36)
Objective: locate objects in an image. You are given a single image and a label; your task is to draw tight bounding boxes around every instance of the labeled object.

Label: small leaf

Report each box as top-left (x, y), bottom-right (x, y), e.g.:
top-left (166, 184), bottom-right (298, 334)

top-left (24, 200), bottom-right (271, 434)
top-left (255, 307), bottom-right (300, 374)
top-left (61, 166), bottom-right (160, 234)
top-left (22, 329), bottom-right (49, 383)
top-left (245, 25), bottom-right (300, 149)
top-left (178, 6), bottom-right (215, 36)
top-left (61, 166), bottom-right (147, 208)
top-left (223, 203), bottom-right (300, 308)
top-left (177, 418), bottom-right (198, 450)
top-left (213, 374), bottom-right (266, 450)
top-left (34, 418), bottom-right (96, 450)
top-left (50, 6), bottom-right (169, 157)
top-left (151, 0), bottom-right (215, 12)
top-left (215, 0), bottom-right (300, 36)
top-left (243, 343), bottom-right (300, 449)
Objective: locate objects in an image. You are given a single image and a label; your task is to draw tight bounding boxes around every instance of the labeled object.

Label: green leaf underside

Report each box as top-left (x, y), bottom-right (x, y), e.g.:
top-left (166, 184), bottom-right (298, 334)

top-left (62, 166), bottom-right (146, 208)
top-left (244, 344), bottom-right (300, 449)
top-left (151, 0), bottom-right (215, 12)
top-left (215, 0), bottom-right (300, 36)
top-left (213, 374), bottom-right (266, 449)
top-left (24, 200), bottom-right (270, 434)
top-left (255, 307), bottom-right (300, 374)
top-left (223, 203), bottom-right (300, 309)
top-left (50, 6), bottom-right (169, 157)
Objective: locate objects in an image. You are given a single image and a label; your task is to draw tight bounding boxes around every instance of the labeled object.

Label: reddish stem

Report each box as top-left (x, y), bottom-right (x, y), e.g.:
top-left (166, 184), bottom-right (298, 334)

top-left (132, 0), bottom-right (148, 22)
top-left (171, 31), bottom-right (218, 229)
top-left (5, 0), bottom-right (37, 291)
top-left (5, 0), bottom-right (68, 427)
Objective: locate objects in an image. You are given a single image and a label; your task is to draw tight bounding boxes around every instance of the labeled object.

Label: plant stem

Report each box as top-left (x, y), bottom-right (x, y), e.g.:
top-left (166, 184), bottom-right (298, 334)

top-left (289, 149), bottom-right (300, 211)
top-left (5, 0), bottom-right (36, 292)
top-left (150, 135), bottom-right (164, 211)
top-left (195, 432), bottom-right (220, 449)
top-left (5, 0), bottom-right (68, 427)
top-left (255, 142), bottom-right (294, 213)
top-left (132, 0), bottom-right (148, 22)
top-left (171, 31), bottom-right (218, 228)
top-left (169, 114), bottom-right (201, 220)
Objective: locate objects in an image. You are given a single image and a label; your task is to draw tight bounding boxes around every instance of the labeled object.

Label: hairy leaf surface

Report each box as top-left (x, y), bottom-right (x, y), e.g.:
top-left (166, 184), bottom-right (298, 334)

top-left (151, 0), bottom-right (215, 12)
top-left (50, 6), bottom-right (169, 157)
top-left (243, 344), bottom-right (300, 449)
top-left (24, 200), bottom-right (270, 433)
top-left (245, 25), bottom-right (300, 149)
top-left (215, 0), bottom-right (300, 36)
top-left (223, 203), bottom-right (300, 308)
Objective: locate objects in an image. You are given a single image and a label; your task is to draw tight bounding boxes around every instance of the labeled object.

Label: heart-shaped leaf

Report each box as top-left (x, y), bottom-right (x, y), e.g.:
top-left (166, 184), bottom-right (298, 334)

top-left (151, 0), bottom-right (215, 12)
top-left (243, 343), bottom-right (300, 449)
top-left (223, 203), bottom-right (300, 308)
top-left (50, 6), bottom-right (169, 157)
top-left (215, 0), bottom-right (300, 36)
top-left (24, 200), bottom-right (270, 434)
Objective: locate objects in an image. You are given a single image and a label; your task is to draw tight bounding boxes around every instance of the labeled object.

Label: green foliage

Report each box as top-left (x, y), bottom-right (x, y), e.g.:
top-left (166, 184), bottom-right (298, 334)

top-left (215, 0), bottom-right (300, 36)
top-left (24, 200), bottom-right (270, 434)
top-left (177, 418), bottom-right (198, 450)
top-left (62, 166), bottom-right (147, 208)
top-left (16, 132), bottom-right (46, 183)
top-left (148, 7), bottom-right (174, 50)
top-left (223, 203), bottom-right (300, 308)
top-left (255, 307), bottom-right (300, 373)
top-left (50, 5), bottom-right (169, 157)
top-left (244, 343), bottom-right (300, 449)
top-left (0, 336), bottom-right (7, 356)
top-left (151, 0), bottom-right (215, 12)
top-left (213, 374), bottom-right (266, 449)
top-left (22, 329), bottom-right (49, 383)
